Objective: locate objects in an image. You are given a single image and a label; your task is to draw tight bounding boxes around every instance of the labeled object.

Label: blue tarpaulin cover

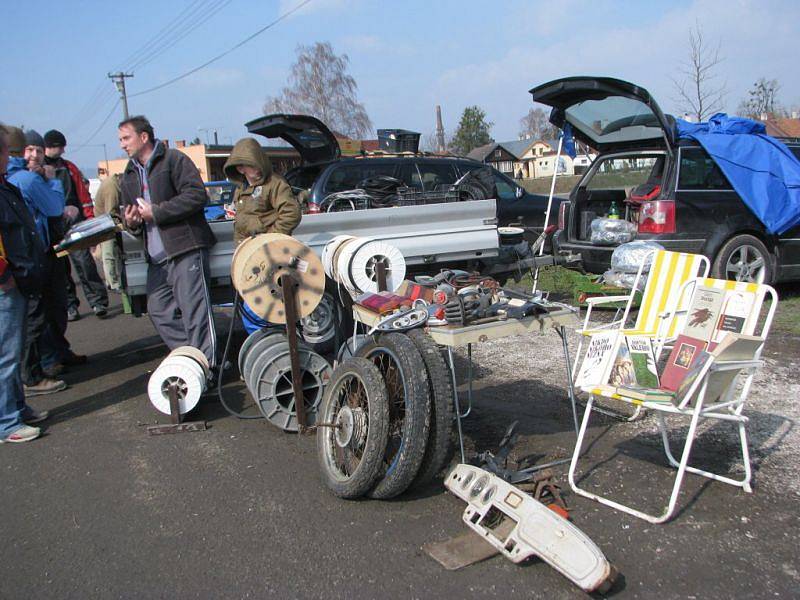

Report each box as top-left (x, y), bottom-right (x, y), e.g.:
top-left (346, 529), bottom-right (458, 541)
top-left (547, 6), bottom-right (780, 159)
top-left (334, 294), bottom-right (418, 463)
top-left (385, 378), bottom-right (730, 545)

top-left (675, 113), bottom-right (800, 234)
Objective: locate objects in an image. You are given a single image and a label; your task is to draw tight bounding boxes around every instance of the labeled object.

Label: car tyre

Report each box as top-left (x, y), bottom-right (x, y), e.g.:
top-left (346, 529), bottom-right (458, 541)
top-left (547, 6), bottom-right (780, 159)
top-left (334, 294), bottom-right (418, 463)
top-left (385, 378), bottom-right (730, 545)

top-left (711, 234), bottom-right (774, 285)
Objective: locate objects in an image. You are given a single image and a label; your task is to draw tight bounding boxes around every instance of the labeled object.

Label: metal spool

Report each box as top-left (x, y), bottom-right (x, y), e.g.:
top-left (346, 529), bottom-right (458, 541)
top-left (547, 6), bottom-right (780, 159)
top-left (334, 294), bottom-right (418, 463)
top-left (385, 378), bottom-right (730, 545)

top-left (241, 332), bottom-right (290, 390)
top-left (238, 327), bottom-right (283, 376)
top-left (336, 334), bottom-right (369, 363)
top-left (147, 354), bottom-right (207, 415)
top-left (247, 339), bottom-right (291, 397)
top-left (231, 233), bottom-right (325, 324)
top-left (253, 345), bottom-right (331, 432)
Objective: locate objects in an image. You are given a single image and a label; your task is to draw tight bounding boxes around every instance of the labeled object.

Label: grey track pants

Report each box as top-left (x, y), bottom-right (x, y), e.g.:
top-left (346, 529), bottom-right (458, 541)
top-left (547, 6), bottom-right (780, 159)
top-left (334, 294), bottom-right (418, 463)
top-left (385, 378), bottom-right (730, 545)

top-left (146, 248), bottom-right (217, 370)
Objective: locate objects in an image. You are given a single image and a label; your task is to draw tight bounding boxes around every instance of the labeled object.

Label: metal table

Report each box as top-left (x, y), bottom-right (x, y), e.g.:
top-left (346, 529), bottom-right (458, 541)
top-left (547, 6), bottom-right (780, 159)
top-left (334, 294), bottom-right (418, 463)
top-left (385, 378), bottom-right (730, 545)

top-left (352, 305), bottom-right (581, 467)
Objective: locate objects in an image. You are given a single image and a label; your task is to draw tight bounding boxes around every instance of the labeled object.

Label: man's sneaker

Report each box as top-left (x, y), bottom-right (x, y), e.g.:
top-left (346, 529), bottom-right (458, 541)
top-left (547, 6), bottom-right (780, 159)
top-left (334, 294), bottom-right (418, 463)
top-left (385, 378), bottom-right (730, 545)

top-left (62, 352), bottom-right (88, 366)
top-left (24, 409), bottom-right (49, 424)
top-left (43, 363), bottom-right (65, 378)
top-left (24, 378), bottom-right (67, 396)
top-left (67, 307), bottom-right (81, 321)
top-left (93, 305), bottom-right (108, 318)
top-left (0, 425), bottom-right (40, 443)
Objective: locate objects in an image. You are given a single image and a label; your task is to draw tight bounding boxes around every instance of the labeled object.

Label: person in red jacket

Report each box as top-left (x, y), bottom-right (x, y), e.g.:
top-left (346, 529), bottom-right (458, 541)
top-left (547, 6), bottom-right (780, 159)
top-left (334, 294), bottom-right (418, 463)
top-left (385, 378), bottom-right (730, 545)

top-left (43, 129), bottom-right (108, 320)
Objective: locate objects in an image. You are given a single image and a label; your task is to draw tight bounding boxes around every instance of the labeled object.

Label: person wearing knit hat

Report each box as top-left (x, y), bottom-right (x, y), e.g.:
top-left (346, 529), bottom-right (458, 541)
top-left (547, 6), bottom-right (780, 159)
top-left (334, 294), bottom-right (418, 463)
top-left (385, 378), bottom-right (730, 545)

top-left (24, 129), bottom-right (45, 150)
top-left (44, 129), bottom-right (67, 149)
top-left (43, 128), bottom-right (108, 320)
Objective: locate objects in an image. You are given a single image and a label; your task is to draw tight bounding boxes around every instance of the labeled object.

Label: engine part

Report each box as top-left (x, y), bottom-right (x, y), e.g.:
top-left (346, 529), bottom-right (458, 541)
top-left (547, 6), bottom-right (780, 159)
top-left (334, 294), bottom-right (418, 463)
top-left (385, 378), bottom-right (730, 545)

top-left (316, 358), bottom-right (391, 499)
top-left (371, 307), bottom-right (428, 333)
top-left (446, 464), bottom-right (617, 593)
top-left (498, 226), bottom-right (525, 246)
top-left (231, 233), bottom-right (325, 323)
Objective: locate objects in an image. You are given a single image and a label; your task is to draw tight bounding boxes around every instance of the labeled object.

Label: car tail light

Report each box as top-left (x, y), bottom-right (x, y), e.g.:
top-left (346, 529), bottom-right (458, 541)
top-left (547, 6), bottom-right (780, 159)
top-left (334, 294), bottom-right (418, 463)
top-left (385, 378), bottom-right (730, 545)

top-left (307, 203), bottom-right (321, 214)
top-left (558, 201), bottom-right (570, 231)
top-left (638, 200), bottom-right (676, 234)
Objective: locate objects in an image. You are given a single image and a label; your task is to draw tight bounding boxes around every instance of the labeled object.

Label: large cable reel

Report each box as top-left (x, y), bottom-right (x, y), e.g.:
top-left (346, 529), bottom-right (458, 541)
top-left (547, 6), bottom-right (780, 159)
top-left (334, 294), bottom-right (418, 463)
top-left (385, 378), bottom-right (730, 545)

top-left (231, 233), bottom-right (326, 323)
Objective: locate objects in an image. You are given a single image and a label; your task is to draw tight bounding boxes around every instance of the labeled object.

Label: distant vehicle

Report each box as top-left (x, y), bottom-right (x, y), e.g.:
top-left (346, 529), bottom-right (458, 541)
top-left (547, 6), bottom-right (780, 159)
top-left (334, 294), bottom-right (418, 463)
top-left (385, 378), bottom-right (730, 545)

top-left (531, 76), bottom-right (800, 284)
top-left (246, 114), bottom-right (563, 237)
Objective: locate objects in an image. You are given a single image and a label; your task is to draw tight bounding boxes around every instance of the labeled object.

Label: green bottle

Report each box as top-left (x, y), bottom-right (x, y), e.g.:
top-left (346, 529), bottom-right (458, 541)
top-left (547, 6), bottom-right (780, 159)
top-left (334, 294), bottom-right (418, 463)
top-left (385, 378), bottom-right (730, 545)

top-left (608, 201), bottom-right (620, 219)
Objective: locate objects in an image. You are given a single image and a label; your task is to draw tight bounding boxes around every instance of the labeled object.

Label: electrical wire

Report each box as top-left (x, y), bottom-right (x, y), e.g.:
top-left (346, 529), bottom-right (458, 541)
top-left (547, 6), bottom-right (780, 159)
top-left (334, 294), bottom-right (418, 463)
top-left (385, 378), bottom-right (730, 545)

top-left (130, 0), bottom-right (312, 98)
top-left (71, 99), bottom-right (121, 150)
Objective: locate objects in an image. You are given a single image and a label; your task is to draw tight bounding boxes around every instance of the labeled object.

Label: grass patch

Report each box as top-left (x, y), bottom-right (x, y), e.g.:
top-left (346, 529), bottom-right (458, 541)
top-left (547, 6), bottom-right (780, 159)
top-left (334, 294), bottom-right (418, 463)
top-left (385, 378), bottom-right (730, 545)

top-left (773, 283), bottom-right (800, 335)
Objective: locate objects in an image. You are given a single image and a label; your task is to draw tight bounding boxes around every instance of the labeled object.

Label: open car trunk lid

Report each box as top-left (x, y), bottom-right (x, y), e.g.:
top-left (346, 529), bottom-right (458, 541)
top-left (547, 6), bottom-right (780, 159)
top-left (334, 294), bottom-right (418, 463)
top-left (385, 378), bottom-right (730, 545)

top-left (529, 77), bottom-right (675, 152)
top-left (245, 114), bottom-right (341, 165)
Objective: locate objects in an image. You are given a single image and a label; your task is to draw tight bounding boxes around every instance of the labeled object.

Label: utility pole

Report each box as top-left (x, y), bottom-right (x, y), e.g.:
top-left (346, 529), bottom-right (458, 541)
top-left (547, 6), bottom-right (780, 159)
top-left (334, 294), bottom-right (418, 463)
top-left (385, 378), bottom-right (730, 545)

top-left (108, 72), bottom-right (134, 120)
top-left (435, 105), bottom-right (446, 153)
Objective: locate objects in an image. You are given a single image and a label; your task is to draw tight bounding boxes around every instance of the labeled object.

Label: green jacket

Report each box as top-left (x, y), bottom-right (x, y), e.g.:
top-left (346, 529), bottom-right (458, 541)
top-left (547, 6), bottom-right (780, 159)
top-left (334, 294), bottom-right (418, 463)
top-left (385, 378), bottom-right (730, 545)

top-left (224, 138), bottom-right (301, 245)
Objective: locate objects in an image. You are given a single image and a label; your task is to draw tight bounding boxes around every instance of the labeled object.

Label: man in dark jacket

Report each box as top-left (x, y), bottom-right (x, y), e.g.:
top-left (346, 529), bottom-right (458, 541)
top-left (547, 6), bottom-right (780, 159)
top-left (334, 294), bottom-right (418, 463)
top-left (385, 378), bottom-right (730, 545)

top-left (118, 116), bottom-right (217, 371)
top-left (0, 126), bottom-right (49, 442)
top-left (44, 129), bottom-right (108, 320)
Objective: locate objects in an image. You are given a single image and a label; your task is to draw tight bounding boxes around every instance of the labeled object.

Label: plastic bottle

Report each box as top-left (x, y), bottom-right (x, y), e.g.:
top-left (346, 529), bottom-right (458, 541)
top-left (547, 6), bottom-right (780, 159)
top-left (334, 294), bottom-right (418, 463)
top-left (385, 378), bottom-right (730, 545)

top-left (608, 201), bottom-right (620, 219)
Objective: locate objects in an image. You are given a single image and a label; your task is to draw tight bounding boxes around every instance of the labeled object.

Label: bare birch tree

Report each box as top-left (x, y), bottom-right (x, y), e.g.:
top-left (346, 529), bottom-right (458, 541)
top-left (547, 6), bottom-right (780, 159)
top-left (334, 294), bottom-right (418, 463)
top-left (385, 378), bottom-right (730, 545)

top-left (264, 42), bottom-right (373, 139)
top-left (672, 23), bottom-right (726, 121)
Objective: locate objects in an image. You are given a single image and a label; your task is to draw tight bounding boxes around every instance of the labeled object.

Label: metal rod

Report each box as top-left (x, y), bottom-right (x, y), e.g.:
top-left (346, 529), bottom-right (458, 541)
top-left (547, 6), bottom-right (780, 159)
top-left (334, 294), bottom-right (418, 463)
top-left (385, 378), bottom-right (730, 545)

top-left (558, 326), bottom-right (580, 434)
top-left (375, 260), bottom-right (387, 293)
top-left (460, 343), bottom-right (473, 418)
top-left (281, 273), bottom-right (307, 430)
top-left (447, 347), bottom-right (466, 464)
top-left (532, 133), bottom-right (564, 294)
top-left (168, 382), bottom-right (181, 425)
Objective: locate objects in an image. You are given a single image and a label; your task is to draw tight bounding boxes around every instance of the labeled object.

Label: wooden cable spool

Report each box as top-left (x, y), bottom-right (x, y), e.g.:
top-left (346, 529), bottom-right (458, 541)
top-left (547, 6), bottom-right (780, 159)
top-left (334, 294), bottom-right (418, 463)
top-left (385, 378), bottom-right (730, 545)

top-left (231, 233), bottom-right (325, 324)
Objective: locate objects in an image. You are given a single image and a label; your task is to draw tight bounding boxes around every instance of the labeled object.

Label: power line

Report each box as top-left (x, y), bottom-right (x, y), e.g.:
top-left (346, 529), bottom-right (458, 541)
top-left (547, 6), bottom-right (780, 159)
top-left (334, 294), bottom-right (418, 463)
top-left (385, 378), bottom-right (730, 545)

top-left (130, 0), bottom-right (312, 98)
top-left (71, 99), bottom-right (121, 151)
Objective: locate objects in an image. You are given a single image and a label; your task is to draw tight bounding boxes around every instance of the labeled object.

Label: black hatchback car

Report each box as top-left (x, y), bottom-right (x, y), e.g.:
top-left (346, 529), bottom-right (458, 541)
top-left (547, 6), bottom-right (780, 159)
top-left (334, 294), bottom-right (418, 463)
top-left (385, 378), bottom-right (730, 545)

top-left (530, 76), bottom-right (800, 284)
top-left (244, 114), bottom-right (560, 236)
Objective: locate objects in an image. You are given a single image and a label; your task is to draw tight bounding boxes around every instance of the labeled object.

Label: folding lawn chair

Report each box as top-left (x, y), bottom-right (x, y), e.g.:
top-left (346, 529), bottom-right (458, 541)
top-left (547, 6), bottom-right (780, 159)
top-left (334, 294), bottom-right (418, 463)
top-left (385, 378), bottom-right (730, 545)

top-left (574, 250), bottom-right (710, 420)
top-left (569, 277), bottom-right (778, 523)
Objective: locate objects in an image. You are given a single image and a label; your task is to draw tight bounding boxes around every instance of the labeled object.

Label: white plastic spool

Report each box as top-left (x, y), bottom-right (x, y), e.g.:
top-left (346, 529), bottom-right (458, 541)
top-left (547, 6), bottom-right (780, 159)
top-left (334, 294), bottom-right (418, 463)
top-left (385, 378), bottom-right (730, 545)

top-left (147, 348), bottom-right (208, 416)
top-left (350, 239), bottom-right (406, 293)
top-left (335, 237), bottom-right (366, 292)
top-left (322, 235), bottom-right (355, 279)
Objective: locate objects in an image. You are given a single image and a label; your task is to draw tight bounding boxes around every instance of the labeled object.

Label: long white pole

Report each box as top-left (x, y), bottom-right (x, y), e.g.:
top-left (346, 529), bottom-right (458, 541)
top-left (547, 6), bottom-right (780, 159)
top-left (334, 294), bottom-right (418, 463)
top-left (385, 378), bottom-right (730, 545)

top-left (532, 134), bottom-right (564, 294)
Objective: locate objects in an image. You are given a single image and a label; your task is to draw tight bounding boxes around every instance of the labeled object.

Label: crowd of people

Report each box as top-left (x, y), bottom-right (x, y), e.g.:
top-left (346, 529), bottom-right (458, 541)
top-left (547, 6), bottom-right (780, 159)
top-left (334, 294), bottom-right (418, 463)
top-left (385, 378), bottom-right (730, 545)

top-left (1, 115), bottom-right (301, 443)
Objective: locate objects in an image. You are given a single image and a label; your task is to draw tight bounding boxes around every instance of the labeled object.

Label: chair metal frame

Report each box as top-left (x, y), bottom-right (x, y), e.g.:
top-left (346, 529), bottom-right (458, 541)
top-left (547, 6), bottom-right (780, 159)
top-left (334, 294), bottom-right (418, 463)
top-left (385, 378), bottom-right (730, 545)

top-left (568, 277), bottom-right (778, 523)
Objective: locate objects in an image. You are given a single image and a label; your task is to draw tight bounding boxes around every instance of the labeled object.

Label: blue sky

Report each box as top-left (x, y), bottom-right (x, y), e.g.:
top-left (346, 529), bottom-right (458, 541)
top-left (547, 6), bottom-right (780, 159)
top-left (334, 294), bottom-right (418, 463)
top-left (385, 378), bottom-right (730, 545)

top-left (3, 0), bottom-right (799, 174)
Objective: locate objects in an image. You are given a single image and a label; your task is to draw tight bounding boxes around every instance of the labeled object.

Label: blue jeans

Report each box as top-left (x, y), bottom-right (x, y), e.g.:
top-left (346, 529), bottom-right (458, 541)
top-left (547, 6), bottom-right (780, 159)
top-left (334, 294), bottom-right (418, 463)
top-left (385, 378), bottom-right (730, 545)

top-left (0, 286), bottom-right (30, 438)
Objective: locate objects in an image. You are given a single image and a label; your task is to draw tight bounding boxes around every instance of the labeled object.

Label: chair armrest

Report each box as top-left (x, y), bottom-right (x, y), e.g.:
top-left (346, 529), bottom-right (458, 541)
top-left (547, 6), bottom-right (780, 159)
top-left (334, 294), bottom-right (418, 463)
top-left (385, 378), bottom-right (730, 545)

top-left (584, 295), bottom-right (631, 305)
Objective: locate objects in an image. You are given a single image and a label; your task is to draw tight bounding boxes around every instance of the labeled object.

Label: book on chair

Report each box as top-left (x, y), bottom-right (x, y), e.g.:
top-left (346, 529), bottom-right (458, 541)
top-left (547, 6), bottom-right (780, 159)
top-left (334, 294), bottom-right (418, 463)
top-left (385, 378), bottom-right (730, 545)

top-left (684, 286), bottom-right (725, 343)
top-left (660, 334), bottom-right (707, 392)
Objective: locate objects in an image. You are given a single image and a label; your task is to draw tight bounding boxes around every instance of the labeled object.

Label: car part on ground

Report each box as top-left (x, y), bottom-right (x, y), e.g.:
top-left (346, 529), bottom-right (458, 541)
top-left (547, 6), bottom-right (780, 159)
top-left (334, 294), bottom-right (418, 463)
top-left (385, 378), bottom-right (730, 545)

top-left (445, 464), bottom-right (617, 593)
top-left (316, 358), bottom-right (391, 499)
top-left (355, 333), bottom-right (431, 499)
top-left (231, 233), bottom-right (325, 323)
top-left (147, 347), bottom-right (209, 415)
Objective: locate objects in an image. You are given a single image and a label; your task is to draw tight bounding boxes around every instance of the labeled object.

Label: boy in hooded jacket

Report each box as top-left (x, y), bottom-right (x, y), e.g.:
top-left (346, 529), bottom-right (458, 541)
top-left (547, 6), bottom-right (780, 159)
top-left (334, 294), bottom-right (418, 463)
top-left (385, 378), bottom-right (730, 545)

top-left (223, 137), bottom-right (301, 245)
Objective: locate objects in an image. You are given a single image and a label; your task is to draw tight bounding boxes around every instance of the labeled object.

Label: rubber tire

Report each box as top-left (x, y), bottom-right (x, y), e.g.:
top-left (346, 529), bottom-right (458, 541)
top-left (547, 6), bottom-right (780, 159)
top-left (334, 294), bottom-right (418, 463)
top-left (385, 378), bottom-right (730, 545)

top-left (316, 358), bottom-right (390, 499)
top-left (711, 234), bottom-right (774, 285)
top-left (407, 329), bottom-right (455, 487)
top-left (355, 333), bottom-right (431, 499)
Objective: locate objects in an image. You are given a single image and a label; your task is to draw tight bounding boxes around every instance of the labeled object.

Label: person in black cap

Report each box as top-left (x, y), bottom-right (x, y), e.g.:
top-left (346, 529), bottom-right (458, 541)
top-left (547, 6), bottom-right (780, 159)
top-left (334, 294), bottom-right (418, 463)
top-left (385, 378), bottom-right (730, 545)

top-left (44, 129), bottom-right (109, 320)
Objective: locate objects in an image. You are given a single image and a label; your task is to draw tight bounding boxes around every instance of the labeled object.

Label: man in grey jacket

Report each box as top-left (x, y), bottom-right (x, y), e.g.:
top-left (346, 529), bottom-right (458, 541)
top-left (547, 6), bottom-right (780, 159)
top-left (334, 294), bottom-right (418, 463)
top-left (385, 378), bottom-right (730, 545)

top-left (118, 116), bottom-right (217, 373)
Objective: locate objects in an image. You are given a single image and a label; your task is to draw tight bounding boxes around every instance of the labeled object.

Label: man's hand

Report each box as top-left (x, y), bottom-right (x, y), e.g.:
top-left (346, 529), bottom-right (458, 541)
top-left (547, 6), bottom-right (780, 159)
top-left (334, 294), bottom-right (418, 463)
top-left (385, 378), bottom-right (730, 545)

top-left (124, 204), bottom-right (143, 228)
top-left (27, 161), bottom-right (45, 177)
top-left (42, 165), bottom-right (56, 180)
top-left (138, 200), bottom-right (154, 223)
top-left (63, 205), bottom-right (79, 221)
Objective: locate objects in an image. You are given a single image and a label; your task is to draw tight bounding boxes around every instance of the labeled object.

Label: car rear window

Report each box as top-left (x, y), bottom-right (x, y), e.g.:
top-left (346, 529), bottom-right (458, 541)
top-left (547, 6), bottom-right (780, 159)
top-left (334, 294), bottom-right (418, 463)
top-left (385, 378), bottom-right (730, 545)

top-left (677, 147), bottom-right (732, 191)
top-left (417, 162), bottom-right (458, 190)
top-left (322, 163), bottom-right (397, 194)
top-left (585, 155), bottom-right (663, 190)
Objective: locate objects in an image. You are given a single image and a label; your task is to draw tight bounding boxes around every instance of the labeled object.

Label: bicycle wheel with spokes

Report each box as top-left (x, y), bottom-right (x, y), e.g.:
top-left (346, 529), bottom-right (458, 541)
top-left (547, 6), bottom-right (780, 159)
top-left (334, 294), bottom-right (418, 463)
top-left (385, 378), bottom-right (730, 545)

top-left (316, 358), bottom-right (390, 499)
top-left (356, 333), bottom-right (431, 499)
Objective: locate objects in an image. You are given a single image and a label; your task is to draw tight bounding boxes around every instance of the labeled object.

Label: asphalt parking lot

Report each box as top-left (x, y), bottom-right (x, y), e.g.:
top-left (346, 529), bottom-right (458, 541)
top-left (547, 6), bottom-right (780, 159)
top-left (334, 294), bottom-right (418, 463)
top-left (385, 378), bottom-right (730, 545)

top-left (1, 293), bottom-right (798, 599)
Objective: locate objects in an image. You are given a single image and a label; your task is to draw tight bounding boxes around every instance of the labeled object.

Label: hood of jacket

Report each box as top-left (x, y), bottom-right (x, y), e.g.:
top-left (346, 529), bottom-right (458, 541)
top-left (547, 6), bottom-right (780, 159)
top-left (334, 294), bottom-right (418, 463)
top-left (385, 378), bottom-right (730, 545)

top-left (6, 155), bottom-right (26, 178)
top-left (223, 138), bottom-right (273, 186)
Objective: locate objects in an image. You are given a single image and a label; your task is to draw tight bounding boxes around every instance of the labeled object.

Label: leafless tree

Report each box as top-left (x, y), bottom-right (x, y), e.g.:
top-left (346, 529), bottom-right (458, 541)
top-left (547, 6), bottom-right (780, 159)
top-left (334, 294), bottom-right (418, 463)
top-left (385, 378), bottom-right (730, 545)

top-left (421, 130), bottom-right (452, 152)
top-left (737, 78), bottom-right (784, 118)
top-left (671, 23), bottom-right (726, 121)
top-left (519, 107), bottom-right (557, 140)
top-left (264, 42), bottom-right (372, 139)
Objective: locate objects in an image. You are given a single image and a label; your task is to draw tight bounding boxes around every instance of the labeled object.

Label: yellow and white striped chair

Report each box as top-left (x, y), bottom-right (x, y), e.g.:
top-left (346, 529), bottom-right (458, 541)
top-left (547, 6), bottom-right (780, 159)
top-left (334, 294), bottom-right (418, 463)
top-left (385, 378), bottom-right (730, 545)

top-left (574, 250), bottom-right (710, 419)
top-left (570, 277), bottom-right (778, 523)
